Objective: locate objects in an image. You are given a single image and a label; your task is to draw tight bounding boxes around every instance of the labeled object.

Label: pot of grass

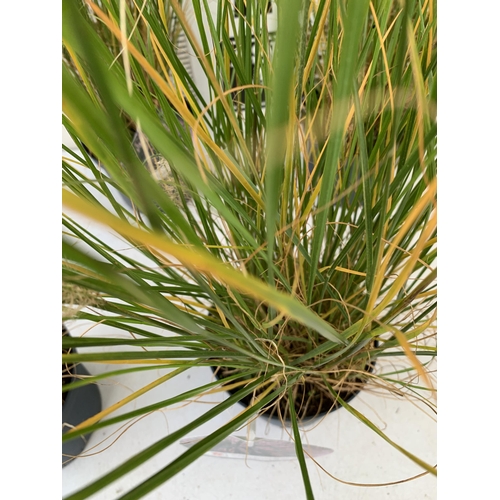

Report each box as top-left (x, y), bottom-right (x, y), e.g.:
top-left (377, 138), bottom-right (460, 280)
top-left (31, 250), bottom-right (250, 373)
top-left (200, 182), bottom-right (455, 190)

top-left (62, 0), bottom-right (436, 498)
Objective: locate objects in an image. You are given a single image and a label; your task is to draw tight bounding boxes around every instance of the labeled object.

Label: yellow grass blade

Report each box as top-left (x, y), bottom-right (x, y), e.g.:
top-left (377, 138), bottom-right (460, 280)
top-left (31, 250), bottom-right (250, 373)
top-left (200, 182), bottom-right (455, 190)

top-left (63, 190), bottom-right (347, 345)
top-left (65, 366), bottom-right (188, 435)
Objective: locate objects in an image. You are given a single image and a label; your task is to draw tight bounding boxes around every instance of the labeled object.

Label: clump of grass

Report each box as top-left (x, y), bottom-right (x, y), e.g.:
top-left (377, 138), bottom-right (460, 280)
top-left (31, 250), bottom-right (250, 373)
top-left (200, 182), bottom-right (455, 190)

top-left (62, 0), bottom-right (437, 497)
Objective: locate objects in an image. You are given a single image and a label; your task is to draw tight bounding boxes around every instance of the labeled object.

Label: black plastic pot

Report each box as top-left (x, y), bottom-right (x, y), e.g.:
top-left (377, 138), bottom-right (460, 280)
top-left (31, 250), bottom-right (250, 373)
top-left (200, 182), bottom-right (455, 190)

top-left (62, 361), bottom-right (102, 467)
top-left (211, 342), bottom-right (378, 425)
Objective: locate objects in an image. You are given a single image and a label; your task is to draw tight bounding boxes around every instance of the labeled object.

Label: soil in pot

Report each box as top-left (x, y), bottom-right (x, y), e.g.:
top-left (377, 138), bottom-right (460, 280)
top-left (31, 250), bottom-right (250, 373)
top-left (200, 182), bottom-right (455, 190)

top-left (212, 341), bottom-right (378, 424)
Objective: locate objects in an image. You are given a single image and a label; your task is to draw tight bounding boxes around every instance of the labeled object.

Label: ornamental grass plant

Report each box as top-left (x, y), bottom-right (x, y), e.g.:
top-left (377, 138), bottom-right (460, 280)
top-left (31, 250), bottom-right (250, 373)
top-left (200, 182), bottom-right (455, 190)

top-left (62, 0), bottom-right (437, 498)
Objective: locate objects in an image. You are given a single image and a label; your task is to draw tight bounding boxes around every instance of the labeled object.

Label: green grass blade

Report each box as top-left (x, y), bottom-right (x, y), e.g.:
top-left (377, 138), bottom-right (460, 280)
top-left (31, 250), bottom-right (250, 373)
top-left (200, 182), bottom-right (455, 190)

top-left (352, 81), bottom-right (374, 292)
top-left (265, 0), bottom-right (303, 287)
top-left (288, 388), bottom-right (315, 500)
top-left (322, 376), bottom-right (436, 476)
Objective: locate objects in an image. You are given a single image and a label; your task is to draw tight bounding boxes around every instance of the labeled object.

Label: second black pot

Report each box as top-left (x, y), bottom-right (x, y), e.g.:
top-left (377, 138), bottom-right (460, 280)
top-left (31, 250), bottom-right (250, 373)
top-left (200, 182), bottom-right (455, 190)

top-left (62, 362), bottom-right (102, 467)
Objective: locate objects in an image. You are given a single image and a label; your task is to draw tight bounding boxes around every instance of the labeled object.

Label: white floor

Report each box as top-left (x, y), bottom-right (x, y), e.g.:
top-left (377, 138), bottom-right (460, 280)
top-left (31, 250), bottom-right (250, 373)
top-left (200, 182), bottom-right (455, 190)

top-left (62, 320), bottom-right (436, 499)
